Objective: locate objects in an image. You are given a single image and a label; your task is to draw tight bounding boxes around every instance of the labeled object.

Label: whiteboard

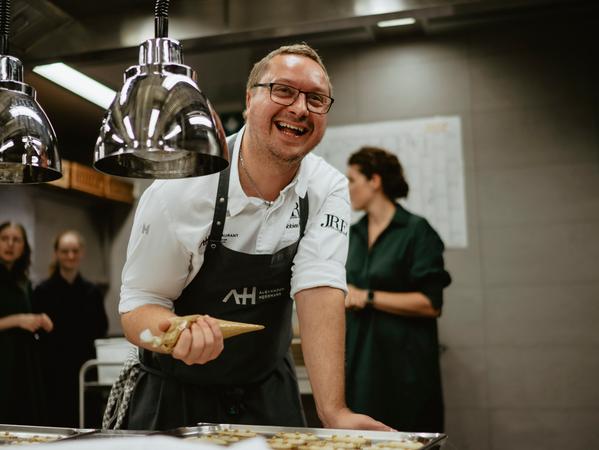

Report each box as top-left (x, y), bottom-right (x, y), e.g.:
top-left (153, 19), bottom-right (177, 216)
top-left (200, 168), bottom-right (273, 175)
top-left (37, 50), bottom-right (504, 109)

top-left (314, 116), bottom-right (467, 248)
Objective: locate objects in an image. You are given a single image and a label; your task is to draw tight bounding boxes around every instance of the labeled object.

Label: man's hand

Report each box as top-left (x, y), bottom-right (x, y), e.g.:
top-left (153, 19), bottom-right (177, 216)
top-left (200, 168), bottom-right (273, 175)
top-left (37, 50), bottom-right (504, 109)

top-left (323, 407), bottom-right (395, 432)
top-left (345, 285), bottom-right (368, 310)
top-left (162, 315), bottom-right (224, 365)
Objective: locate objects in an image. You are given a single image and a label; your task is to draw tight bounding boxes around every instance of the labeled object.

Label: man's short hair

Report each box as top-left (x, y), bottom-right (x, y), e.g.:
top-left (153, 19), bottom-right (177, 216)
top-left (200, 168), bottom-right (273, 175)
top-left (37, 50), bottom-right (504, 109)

top-left (246, 43), bottom-right (332, 95)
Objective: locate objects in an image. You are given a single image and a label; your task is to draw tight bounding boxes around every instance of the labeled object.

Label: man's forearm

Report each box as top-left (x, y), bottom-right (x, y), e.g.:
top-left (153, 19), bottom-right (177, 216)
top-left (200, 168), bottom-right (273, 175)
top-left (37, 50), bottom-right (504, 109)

top-left (295, 286), bottom-right (348, 427)
top-left (121, 304), bottom-right (176, 351)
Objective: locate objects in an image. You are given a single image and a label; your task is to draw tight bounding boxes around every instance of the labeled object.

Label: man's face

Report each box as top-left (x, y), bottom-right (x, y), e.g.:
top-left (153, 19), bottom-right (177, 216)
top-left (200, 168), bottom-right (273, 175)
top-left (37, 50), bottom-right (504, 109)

top-left (244, 54), bottom-right (330, 164)
top-left (55, 233), bottom-right (83, 273)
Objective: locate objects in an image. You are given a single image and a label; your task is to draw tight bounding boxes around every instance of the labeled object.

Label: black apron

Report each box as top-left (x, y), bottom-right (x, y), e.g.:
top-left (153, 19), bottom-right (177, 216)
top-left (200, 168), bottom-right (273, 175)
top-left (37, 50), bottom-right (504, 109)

top-left (127, 137), bottom-right (309, 430)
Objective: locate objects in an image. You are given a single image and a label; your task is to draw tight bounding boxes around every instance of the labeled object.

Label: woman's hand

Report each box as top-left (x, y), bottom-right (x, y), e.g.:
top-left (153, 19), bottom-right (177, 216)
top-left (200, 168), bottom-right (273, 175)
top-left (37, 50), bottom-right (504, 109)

top-left (163, 315), bottom-right (224, 365)
top-left (39, 313), bottom-right (54, 332)
top-left (344, 285), bottom-right (368, 310)
top-left (18, 313), bottom-right (53, 333)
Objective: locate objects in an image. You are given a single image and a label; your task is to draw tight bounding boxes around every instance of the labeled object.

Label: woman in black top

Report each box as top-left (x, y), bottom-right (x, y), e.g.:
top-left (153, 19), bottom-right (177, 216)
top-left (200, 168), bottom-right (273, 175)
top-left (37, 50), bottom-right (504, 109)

top-left (33, 230), bottom-right (108, 427)
top-left (0, 221), bottom-right (53, 425)
top-left (344, 147), bottom-right (451, 432)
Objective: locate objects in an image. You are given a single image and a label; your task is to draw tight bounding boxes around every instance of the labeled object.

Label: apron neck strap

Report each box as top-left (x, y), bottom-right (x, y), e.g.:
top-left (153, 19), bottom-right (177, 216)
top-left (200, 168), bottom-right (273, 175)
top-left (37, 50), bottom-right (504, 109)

top-left (207, 133), bottom-right (310, 247)
top-left (207, 134), bottom-right (236, 249)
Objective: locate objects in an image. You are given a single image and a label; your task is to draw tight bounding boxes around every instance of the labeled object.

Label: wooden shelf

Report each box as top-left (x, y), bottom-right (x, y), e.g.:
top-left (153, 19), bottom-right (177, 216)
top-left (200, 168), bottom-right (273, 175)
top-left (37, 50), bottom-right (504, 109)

top-left (48, 160), bottom-right (134, 204)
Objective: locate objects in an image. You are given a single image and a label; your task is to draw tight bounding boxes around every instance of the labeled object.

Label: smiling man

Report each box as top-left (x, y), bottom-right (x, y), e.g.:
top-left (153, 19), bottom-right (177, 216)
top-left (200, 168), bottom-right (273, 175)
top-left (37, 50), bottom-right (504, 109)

top-left (115, 43), bottom-right (391, 431)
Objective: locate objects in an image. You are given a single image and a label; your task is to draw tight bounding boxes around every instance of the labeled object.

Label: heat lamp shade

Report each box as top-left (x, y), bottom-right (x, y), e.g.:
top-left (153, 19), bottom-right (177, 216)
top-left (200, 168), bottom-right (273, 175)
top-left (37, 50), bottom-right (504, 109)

top-left (0, 86), bottom-right (61, 184)
top-left (93, 63), bottom-right (229, 179)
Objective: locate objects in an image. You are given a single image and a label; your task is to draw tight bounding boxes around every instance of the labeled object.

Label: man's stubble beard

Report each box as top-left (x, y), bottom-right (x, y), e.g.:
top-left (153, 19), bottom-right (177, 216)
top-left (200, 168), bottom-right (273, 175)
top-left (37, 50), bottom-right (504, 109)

top-left (264, 130), bottom-right (325, 168)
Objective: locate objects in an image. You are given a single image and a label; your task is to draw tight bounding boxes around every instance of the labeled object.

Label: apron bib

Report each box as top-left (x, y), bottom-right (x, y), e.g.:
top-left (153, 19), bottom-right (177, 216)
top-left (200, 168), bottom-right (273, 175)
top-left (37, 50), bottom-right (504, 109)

top-left (127, 137), bottom-right (309, 430)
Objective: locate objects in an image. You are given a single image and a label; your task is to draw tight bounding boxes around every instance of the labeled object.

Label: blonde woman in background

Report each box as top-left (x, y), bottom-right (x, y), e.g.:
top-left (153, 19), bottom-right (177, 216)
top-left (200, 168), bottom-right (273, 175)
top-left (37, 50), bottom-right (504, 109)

top-left (33, 230), bottom-right (108, 427)
top-left (0, 221), bottom-right (53, 425)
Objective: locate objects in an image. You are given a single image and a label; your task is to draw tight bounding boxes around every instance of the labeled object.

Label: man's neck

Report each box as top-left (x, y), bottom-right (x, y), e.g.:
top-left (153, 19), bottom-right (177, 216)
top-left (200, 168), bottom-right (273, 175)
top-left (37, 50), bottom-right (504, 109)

top-left (59, 268), bottom-right (78, 284)
top-left (238, 138), bottom-right (300, 202)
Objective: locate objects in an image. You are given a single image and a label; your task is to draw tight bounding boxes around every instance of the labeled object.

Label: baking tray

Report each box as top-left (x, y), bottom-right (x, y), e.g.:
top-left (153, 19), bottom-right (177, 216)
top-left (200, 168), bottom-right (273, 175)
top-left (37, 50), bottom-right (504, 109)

top-left (166, 423), bottom-right (447, 450)
top-left (0, 424), bottom-right (95, 445)
top-left (64, 429), bottom-right (159, 440)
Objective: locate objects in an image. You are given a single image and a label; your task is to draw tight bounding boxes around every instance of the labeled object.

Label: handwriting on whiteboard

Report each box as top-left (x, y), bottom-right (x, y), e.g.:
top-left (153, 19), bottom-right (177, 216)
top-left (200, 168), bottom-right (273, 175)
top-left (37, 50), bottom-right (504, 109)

top-left (314, 116), bottom-right (467, 248)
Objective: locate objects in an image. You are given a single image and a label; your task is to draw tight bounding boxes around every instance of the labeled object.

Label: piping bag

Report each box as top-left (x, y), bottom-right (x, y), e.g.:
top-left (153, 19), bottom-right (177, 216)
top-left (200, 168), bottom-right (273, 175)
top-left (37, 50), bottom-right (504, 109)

top-left (140, 314), bottom-right (264, 353)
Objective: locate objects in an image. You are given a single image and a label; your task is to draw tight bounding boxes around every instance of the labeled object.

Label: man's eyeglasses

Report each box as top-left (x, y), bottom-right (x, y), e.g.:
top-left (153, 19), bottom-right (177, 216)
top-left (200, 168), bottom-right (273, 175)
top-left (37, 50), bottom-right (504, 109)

top-left (253, 82), bottom-right (334, 114)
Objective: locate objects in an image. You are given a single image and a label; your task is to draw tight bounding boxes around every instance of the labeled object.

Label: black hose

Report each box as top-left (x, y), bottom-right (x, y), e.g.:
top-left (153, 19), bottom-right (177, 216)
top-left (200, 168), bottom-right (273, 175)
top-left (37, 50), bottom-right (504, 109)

top-left (154, 0), bottom-right (169, 38)
top-left (0, 0), bottom-right (10, 55)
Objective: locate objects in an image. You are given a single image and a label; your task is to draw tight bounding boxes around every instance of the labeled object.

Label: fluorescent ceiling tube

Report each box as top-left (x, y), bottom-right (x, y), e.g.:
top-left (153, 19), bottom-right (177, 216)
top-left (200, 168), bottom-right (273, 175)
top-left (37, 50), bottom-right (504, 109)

top-left (377, 17), bottom-right (416, 28)
top-left (33, 62), bottom-right (116, 109)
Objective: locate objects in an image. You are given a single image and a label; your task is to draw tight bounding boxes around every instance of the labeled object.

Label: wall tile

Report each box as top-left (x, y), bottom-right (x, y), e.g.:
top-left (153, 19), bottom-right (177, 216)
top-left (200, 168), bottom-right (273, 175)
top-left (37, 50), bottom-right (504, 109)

top-left (442, 347), bottom-right (488, 408)
top-left (473, 106), bottom-right (599, 170)
top-left (0, 187), bottom-right (35, 247)
top-left (490, 409), bottom-right (599, 450)
top-left (486, 283), bottom-right (599, 346)
top-left (325, 52), bottom-right (360, 125)
top-left (445, 407), bottom-right (490, 450)
top-left (478, 164), bottom-right (599, 227)
top-left (487, 346), bottom-right (599, 408)
top-left (481, 222), bottom-right (599, 285)
top-left (356, 56), bottom-right (471, 122)
top-left (353, 38), bottom-right (470, 71)
top-left (470, 50), bottom-right (590, 111)
top-left (439, 286), bottom-right (485, 348)
top-left (466, 21), bottom-right (591, 60)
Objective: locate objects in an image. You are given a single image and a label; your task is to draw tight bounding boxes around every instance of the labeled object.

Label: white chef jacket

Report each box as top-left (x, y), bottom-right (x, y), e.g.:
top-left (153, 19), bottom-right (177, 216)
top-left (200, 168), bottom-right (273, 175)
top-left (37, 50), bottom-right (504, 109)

top-left (119, 126), bottom-right (351, 313)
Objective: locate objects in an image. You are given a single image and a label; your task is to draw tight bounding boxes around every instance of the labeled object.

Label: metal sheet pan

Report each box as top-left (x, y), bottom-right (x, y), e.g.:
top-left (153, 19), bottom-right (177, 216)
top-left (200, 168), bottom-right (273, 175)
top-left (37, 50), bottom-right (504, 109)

top-left (0, 424), bottom-right (95, 445)
top-left (166, 423), bottom-right (447, 450)
top-left (65, 429), bottom-right (159, 440)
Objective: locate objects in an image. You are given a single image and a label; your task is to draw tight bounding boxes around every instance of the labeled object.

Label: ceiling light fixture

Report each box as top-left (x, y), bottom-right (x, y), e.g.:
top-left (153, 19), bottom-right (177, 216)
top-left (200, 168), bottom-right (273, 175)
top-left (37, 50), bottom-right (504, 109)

top-left (93, 0), bottom-right (229, 179)
top-left (0, 0), bottom-right (61, 184)
top-left (32, 63), bottom-right (116, 109)
top-left (377, 17), bottom-right (417, 28)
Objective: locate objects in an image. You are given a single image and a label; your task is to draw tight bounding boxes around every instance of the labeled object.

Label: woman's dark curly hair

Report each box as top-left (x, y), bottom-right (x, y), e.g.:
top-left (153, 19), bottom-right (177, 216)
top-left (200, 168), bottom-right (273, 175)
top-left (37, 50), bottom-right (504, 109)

top-left (0, 221), bottom-right (31, 281)
top-left (348, 146), bottom-right (409, 200)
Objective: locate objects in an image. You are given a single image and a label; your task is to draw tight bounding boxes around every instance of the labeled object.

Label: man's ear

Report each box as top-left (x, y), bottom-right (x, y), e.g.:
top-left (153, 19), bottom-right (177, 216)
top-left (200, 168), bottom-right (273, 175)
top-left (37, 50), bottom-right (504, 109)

top-left (245, 90), bottom-right (252, 111)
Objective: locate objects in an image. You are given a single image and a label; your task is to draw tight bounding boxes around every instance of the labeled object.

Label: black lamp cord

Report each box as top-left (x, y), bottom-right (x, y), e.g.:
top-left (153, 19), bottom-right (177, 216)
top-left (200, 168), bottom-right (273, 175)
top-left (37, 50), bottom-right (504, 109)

top-left (2, 0), bottom-right (169, 55)
top-left (0, 0), bottom-right (10, 55)
top-left (1, 0), bottom-right (168, 53)
top-left (154, 0), bottom-right (169, 38)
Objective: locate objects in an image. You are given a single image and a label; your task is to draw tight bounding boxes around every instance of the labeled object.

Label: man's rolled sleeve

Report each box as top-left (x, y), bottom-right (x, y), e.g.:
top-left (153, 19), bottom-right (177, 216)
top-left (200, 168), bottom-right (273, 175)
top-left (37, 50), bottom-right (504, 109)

top-left (291, 176), bottom-right (351, 298)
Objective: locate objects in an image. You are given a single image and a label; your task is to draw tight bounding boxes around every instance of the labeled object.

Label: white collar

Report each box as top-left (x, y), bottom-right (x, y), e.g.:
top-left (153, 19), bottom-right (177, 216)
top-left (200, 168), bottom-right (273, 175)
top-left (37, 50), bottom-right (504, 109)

top-left (227, 125), bottom-right (310, 217)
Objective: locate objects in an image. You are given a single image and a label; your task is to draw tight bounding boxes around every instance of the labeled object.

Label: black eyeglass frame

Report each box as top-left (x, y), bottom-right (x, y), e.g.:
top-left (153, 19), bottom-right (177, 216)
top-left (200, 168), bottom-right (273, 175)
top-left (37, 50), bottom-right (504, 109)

top-left (252, 82), bottom-right (335, 114)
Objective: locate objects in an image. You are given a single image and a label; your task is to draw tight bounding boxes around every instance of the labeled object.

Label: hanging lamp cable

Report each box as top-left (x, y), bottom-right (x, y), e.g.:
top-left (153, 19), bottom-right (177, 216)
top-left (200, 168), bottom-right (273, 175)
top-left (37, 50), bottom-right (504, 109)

top-left (154, 0), bottom-right (169, 39)
top-left (0, 0), bottom-right (10, 55)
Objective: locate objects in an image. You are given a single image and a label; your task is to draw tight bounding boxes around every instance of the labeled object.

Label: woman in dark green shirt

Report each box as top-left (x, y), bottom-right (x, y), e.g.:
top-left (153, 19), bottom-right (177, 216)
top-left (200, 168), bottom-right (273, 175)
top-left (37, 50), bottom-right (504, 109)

top-left (345, 147), bottom-right (451, 432)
